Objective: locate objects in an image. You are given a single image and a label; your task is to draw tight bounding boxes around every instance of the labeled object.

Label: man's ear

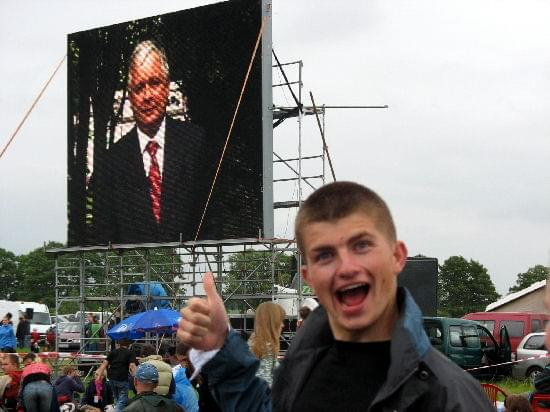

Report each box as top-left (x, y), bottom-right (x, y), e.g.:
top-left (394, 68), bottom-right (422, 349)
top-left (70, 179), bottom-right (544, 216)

top-left (393, 241), bottom-right (408, 275)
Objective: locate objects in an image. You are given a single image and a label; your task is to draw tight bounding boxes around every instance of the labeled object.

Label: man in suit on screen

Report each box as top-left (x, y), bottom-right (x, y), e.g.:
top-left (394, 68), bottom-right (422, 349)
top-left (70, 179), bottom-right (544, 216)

top-left (96, 40), bottom-right (211, 244)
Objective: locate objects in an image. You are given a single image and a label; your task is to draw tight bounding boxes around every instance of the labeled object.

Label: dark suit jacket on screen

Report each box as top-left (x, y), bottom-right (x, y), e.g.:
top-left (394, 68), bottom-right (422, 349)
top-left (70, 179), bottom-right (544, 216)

top-left (94, 116), bottom-right (211, 244)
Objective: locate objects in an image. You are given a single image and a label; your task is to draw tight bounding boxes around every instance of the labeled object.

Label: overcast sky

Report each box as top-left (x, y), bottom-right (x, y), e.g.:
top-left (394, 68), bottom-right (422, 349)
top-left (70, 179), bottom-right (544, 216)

top-left (1, 0), bottom-right (549, 295)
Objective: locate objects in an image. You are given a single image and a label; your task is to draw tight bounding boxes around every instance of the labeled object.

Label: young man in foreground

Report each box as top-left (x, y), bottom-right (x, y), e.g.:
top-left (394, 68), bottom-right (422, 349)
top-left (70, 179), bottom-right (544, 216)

top-left (178, 181), bottom-right (493, 411)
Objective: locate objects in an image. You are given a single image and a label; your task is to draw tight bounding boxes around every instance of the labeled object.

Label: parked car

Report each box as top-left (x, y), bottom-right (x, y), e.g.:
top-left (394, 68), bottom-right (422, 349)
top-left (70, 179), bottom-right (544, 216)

top-left (512, 332), bottom-right (550, 380)
top-left (463, 312), bottom-right (548, 355)
top-left (423, 317), bottom-right (511, 378)
top-left (58, 322), bottom-right (82, 351)
top-left (51, 314), bottom-right (70, 325)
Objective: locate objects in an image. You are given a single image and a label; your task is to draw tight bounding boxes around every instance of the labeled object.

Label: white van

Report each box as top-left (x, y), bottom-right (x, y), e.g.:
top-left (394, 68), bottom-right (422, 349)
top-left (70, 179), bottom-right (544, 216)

top-left (0, 300), bottom-right (52, 339)
top-left (19, 302), bottom-right (52, 337)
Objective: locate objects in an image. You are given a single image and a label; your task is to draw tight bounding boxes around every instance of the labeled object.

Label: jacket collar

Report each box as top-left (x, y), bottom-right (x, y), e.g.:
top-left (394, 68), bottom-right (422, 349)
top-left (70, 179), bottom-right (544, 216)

top-left (285, 288), bottom-right (431, 407)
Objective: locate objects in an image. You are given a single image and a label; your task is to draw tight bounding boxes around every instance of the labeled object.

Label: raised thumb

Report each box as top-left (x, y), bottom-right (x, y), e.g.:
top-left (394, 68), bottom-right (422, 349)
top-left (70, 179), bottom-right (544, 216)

top-left (203, 272), bottom-right (220, 302)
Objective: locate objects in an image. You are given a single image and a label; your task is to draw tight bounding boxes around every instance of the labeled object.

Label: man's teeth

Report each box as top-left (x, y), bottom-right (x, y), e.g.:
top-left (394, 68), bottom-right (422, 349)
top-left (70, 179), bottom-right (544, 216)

top-left (339, 284), bottom-right (368, 292)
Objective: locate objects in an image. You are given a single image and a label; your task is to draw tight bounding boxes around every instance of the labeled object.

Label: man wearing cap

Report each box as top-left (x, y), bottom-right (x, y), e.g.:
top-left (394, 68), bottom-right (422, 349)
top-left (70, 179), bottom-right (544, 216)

top-left (123, 363), bottom-right (182, 412)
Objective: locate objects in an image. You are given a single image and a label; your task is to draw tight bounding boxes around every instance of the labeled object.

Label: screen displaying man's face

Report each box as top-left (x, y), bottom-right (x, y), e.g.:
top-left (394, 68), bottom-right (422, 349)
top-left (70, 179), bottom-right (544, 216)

top-left (67, 0), bottom-right (266, 247)
top-left (128, 48), bottom-right (170, 135)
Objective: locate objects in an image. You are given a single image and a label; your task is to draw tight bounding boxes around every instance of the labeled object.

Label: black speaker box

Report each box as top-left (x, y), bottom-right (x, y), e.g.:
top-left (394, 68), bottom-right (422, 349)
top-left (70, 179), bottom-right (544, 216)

top-left (398, 257), bottom-right (438, 316)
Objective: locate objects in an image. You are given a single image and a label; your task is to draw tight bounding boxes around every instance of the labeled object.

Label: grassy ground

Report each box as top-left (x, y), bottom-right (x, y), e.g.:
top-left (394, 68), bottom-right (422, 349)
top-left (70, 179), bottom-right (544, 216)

top-left (481, 377), bottom-right (533, 402)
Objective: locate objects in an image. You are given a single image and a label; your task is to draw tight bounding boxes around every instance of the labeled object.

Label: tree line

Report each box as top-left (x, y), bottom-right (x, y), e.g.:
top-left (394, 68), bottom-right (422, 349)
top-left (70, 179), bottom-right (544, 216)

top-left (0, 242), bottom-right (547, 319)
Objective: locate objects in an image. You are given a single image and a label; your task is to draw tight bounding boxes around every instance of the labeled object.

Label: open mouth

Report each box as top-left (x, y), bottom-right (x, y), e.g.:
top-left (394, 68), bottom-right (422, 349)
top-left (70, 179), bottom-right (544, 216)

top-left (141, 108), bottom-right (156, 115)
top-left (336, 283), bottom-right (370, 307)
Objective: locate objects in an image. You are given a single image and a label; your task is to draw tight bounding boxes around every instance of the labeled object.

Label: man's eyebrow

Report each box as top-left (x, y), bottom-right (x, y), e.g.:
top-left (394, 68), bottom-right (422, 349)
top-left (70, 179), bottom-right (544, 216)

top-left (309, 244), bottom-right (333, 254)
top-left (347, 231), bottom-right (372, 244)
top-left (308, 231), bottom-right (372, 252)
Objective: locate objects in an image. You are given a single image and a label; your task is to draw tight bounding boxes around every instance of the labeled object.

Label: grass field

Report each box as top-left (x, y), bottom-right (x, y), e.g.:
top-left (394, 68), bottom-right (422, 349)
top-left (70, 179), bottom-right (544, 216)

top-left (481, 377), bottom-right (533, 402)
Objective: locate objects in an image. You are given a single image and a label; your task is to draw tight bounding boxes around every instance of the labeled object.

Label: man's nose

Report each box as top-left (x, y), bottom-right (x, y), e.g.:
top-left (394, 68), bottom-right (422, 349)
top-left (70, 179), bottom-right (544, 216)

top-left (142, 83), bottom-right (153, 99)
top-left (335, 249), bottom-right (359, 277)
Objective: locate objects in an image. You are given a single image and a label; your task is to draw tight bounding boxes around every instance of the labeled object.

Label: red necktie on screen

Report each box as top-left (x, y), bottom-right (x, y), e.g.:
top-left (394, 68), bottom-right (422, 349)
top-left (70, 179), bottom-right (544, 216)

top-left (146, 141), bottom-right (162, 224)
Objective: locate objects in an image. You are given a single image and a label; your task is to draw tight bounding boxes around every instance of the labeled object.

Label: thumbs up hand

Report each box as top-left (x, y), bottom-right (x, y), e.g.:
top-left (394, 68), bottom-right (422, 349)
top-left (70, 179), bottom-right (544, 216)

top-left (178, 272), bottom-right (229, 351)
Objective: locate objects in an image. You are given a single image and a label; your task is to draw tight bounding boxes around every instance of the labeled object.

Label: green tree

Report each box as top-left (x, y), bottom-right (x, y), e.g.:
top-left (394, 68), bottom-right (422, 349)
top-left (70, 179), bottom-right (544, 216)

top-left (508, 265), bottom-right (549, 293)
top-left (223, 251), bottom-right (296, 313)
top-left (438, 256), bottom-right (500, 317)
top-left (18, 241), bottom-right (63, 308)
top-left (0, 248), bottom-right (19, 300)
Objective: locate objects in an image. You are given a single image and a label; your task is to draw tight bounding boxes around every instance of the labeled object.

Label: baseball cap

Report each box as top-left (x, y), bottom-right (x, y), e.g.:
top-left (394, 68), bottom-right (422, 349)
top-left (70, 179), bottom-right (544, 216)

top-left (135, 363), bottom-right (159, 383)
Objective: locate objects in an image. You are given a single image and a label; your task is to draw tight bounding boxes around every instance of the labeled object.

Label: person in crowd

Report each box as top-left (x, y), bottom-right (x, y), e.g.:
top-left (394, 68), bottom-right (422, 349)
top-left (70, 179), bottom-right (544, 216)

top-left (0, 353), bottom-right (22, 411)
top-left (297, 297), bottom-right (318, 329)
top-left (54, 365), bottom-right (85, 405)
top-left (123, 363), bottom-right (182, 412)
top-left (16, 315), bottom-right (30, 349)
top-left (172, 343), bottom-right (199, 412)
top-left (0, 316), bottom-right (16, 353)
top-left (526, 361), bottom-right (550, 407)
top-left (109, 310), bottom-right (122, 351)
top-left (248, 302), bottom-right (285, 387)
top-left (20, 361), bottom-right (59, 412)
top-left (297, 307), bottom-right (310, 329)
top-left (139, 344), bottom-right (175, 398)
top-left (30, 328), bottom-right (40, 353)
top-left (4, 313), bottom-right (13, 325)
top-left (108, 310), bottom-right (122, 329)
top-left (81, 369), bottom-right (114, 410)
top-left (178, 181), bottom-right (495, 411)
top-left (504, 394), bottom-right (532, 412)
top-left (87, 315), bottom-right (102, 353)
top-left (95, 338), bottom-right (137, 412)
top-left (45, 327), bottom-right (56, 352)
top-left (22, 352), bottom-right (37, 367)
top-left (166, 346), bottom-right (178, 368)
top-left (172, 343), bottom-right (193, 379)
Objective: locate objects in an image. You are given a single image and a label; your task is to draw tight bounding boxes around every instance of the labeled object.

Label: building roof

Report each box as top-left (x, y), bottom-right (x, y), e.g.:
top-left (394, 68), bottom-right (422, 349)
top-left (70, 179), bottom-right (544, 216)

top-left (486, 280), bottom-right (547, 311)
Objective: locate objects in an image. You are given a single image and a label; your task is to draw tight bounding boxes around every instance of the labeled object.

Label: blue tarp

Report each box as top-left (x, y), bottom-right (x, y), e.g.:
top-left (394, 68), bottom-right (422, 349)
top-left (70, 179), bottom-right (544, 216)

top-left (125, 282), bottom-right (171, 313)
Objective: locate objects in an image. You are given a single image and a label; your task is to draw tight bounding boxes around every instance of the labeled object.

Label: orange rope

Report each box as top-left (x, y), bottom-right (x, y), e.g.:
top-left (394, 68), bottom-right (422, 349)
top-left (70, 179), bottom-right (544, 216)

top-left (194, 15), bottom-right (269, 241)
top-left (0, 54), bottom-right (66, 160)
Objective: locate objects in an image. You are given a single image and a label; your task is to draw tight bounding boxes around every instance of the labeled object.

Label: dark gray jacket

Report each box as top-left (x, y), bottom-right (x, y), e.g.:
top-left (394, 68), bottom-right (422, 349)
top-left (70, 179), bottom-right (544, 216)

top-left (203, 288), bottom-right (494, 411)
top-left (272, 288), bottom-right (494, 411)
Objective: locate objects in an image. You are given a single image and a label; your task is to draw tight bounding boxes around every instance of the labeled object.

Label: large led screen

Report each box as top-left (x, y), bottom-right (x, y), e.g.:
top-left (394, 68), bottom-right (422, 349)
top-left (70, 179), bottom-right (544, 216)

top-left (67, 0), bottom-right (269, 246)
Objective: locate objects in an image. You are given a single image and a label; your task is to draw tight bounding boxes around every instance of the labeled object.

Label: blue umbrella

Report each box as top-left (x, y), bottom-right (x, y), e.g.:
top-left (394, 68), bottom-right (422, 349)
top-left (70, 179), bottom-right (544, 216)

top-left (107, 309), bottom-right (181, 340)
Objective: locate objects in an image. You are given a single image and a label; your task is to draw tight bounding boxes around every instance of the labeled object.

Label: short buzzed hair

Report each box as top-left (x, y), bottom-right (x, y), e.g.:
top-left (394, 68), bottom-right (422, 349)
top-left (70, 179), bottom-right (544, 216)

top-left (128, 40), bottom-right (170, 87)
top-left (295, 181), bottom-right (397, 260)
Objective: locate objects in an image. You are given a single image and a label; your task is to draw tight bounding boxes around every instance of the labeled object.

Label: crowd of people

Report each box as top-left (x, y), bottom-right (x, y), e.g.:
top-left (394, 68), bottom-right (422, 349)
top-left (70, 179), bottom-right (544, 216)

top-left (0, 337), bottom-right (203, 412)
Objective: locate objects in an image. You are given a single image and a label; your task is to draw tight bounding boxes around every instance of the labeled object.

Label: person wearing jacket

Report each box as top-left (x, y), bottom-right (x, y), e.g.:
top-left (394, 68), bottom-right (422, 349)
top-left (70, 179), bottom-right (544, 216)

top-left (139, 344), bottom-right (175, 398)
top-left (172, 366), bottom-right (199, 412)
top-left (20, 362), bottom-right (59, 412)
top-left (0, 316), bottom-right (16, 352)
top-left (0, 354), bottom-right (22, 410)
top-left (16, 315), bottom-right (30, 349)
top-left (81, 373), bottom-right (114, 410)
top-left (178, 181), bottom-right (495, 411)
top-left (123, 363), bottom-right (182, 412)
top-left (54, 366), bottom-right (85, 404)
